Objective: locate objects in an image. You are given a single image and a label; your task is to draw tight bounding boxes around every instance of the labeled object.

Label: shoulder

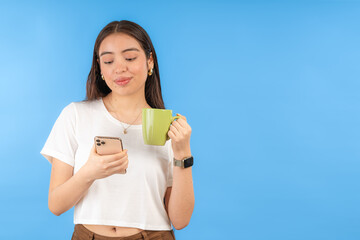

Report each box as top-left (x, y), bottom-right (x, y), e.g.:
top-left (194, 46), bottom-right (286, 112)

top-left (72, 98), bottom-right (101, 109)
top-left (55, 98), bottom-right (101, 123)
top-left (69, 98), bottom-right (102, 116)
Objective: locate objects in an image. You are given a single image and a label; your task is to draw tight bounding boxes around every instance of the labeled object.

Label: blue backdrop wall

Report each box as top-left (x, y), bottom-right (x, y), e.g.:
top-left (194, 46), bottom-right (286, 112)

top-left (0, 0), bottom-right (359, 239)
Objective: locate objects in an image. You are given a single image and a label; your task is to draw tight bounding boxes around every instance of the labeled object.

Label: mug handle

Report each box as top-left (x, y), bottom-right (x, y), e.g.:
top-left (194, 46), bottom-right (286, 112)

top-left (166, 116), bottom-right (181, 140)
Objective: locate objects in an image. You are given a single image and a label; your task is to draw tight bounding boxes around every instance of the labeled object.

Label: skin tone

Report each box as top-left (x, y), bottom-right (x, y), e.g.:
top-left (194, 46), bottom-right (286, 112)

top-left (98, 33), bottom-right (153, 121)
top-left (47, 32), bottom-right (194, 237)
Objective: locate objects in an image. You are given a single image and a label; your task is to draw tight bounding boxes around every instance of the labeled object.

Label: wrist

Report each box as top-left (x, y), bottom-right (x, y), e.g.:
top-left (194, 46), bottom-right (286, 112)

top-left (173, 155), bottom-right (194, 169)
top-left (173, 151), bottom-right (192, 160)
top-left (173, 144), bottom-right (191, 159)
top-left (78, 165), bottom-right (95, 184)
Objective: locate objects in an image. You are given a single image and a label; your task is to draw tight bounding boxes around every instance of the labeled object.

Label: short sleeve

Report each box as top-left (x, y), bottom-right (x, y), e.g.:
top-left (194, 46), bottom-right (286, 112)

top-left (167, 142), bottom-right (174, 187)
top-left (40, 103), bottom-right (78, 167)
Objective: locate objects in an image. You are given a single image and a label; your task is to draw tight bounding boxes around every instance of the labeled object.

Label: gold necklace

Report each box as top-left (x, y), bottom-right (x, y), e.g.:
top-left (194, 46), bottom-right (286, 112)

top-left (108, 97), bottom-right (143, 134)
top-left (118, 111), bottom-right (142, 134)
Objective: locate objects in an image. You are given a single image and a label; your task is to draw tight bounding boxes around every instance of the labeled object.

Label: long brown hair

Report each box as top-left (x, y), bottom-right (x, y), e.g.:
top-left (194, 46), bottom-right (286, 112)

top-left (85, 20), bottom-right (165, 109)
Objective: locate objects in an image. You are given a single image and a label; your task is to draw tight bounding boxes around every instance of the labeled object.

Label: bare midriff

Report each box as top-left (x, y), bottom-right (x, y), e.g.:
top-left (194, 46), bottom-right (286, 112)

top-left (83, 224), bottom-right (143, 237)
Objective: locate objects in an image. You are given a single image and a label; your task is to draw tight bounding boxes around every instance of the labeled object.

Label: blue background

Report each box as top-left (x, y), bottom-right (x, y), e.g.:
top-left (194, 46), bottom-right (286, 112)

top-left (0, 0), bottom-right (359, 239)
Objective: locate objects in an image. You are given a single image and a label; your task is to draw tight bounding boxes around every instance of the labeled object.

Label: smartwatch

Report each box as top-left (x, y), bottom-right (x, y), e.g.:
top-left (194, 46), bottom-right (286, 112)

top-left (173, 156), bottom-right (194, 168)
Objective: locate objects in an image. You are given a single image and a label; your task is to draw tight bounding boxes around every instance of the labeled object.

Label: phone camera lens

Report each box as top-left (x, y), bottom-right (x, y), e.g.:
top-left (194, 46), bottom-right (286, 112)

top-left (96, 143), bottom-right (101, 146)
top-left (101, 141), bottom-right (105, 144)
top-left (96, 139), bottom-right (100, 142)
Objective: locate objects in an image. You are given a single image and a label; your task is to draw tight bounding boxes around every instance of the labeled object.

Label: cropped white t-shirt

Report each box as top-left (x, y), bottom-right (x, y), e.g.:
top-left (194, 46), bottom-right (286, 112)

top-left (40, 98), bottom-right (174, 230)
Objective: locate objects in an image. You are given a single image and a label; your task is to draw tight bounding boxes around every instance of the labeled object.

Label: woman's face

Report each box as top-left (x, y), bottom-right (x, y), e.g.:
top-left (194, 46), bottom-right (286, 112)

top-left (98, 33), bottom-right (153, 97)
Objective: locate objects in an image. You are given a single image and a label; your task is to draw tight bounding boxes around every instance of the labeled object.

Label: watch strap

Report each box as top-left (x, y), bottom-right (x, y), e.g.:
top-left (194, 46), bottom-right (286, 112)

top-left (173, 156), bottom-right (194, 168)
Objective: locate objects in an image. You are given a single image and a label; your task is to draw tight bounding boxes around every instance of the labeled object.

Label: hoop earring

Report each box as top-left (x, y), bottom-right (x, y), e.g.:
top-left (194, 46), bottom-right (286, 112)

top-left (148, 68), bottom-right (153, 76)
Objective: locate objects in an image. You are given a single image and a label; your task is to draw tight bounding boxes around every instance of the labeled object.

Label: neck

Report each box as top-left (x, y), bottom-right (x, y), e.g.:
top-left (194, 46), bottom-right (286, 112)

top-left (104, 91), bottom-right (151, 116)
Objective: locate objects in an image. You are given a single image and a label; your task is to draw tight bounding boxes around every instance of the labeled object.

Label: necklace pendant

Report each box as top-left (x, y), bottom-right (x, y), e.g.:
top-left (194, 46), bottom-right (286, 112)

top-left (124, 129), bottom-right (127, 134)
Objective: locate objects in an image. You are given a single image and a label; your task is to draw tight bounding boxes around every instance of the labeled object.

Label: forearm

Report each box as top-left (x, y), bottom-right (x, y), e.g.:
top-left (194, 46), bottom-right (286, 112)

top-left (48, 167), bottom-right (94, 216)
top-left (168, 151), bottom-right (195, 229)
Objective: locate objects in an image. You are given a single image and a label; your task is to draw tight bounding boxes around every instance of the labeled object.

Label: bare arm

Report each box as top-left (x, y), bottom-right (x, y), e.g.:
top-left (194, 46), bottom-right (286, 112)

top-left (166, 152), bottom-right (195, 230)
top-left (48, 144), bottom-right (129, 216)
top-left (48, 158), bottom-right (94, 216)
top-left (166, 114), bottom-right (195, 230)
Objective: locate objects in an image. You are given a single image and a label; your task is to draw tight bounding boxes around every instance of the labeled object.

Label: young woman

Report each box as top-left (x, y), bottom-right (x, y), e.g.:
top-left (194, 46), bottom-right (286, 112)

top-left (41, 20), bottom-right (195, 240)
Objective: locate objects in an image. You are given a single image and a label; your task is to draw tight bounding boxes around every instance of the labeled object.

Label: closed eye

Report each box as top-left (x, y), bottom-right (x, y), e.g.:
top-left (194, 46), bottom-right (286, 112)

top-left (103, 57), bottom-right (136, 64)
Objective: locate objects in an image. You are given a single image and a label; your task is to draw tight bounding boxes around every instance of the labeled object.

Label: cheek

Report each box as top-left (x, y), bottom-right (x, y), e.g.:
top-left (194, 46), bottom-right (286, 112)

top-left (101, 65), bottom-right (112, 76)
top-left (130, 63), bottom-right (146, 73)
top-left (130, 63), bottom-right (148, 78)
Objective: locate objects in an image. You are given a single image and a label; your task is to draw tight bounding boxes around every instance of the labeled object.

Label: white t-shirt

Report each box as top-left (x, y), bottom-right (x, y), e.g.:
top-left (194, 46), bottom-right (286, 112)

top-left (40, 97), bottom-right (174, 230)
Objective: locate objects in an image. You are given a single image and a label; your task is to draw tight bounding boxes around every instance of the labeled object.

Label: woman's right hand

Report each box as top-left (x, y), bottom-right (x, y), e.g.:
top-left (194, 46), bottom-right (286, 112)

top-left (83, 144), bottom-right (129, 181)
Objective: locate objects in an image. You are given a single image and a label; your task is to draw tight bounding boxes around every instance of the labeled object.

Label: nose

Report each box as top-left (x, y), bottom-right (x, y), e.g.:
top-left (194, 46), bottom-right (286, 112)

top-left (115, 60), bottom-right (127, 74)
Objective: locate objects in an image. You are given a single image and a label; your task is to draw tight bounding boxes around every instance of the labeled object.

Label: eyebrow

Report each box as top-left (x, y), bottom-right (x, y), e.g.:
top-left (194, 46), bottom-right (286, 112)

top-left (99, 48), bottom-right (140, 57)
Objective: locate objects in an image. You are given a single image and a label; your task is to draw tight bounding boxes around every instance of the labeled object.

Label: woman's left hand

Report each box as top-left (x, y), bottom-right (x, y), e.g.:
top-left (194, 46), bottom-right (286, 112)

top-left (167, 113), bottom-right (192, 159)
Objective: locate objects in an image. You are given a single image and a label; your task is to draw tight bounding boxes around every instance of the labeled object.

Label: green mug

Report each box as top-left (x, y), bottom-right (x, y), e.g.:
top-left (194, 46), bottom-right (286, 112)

top-left (142, 108), bottom-right (180, 146)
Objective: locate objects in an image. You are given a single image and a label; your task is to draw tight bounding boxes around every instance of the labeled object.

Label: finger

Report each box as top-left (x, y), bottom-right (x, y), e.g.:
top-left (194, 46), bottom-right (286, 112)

top-left (108, 155), bottom-right (128, 169)
top-left (91, 144), bottom-right (97, 154)
top-left (113, 159), bottom-right (129, 174)
top-left (169, 124), bottom-right (181, 137)
top-left (176, 113), bottom-right (187, 121)
top-left (174, 117), bottom-right (188, 128)
top-left (176, 120), bottom-right (191, 133)
top-left (171, 120), bottom-right (185, 131)
top-left (101, 149), bottom-right (128, 163)
top-left (92, 144), bottom-right (102, 158)
top-left (116, 149), bottom-right (128, 157)
top-left (168, 130), bottom-right (176, 139)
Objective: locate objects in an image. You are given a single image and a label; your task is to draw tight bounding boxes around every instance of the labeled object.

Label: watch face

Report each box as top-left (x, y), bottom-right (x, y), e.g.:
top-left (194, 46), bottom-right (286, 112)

top-left (184, 156), bottom-right (194, 168)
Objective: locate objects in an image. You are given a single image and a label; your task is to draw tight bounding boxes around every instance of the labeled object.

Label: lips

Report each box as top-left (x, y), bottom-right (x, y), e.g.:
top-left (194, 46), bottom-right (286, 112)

top-left (115, 77), bottom-right (132, 86)
top-left (115, 77), bottom-right (132, 82)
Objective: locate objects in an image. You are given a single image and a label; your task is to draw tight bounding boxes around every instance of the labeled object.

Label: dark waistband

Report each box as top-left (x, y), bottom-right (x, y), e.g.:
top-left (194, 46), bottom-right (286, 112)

top-left (74, 224), bottom-right (174, 240)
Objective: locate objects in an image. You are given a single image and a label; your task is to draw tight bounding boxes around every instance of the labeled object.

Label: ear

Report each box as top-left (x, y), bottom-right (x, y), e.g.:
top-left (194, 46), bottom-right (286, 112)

top-left (147, 52), bottom-right (154, 70)
top-left (97, 59), bottom-right (102, 75)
